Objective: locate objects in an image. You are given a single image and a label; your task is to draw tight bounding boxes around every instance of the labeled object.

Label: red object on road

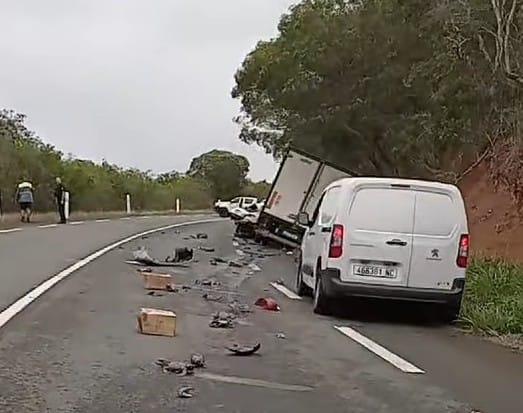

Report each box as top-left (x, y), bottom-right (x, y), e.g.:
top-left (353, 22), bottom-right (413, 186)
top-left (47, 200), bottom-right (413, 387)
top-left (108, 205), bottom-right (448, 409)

top-left (254, 297), bottom-right (280, 311)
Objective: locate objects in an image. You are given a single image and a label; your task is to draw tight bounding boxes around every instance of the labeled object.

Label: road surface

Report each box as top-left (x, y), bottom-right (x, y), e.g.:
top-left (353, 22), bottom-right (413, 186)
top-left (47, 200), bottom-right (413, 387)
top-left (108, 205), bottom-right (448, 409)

top-left (0, 217), bottom-right (521, 412)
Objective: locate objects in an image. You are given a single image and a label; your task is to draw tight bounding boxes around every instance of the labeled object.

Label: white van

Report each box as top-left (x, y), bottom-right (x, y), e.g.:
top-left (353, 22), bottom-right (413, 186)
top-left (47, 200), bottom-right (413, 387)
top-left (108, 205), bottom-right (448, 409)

top-left (296, 178), bottom-right (469, 321)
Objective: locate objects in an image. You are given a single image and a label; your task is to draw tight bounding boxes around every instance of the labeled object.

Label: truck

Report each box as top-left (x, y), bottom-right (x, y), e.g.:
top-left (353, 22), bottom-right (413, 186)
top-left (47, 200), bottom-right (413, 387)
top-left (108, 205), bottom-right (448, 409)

top-left (214, 196), bottom-right (258, 217)
top-left (256, 148), bottom-right (354, 247)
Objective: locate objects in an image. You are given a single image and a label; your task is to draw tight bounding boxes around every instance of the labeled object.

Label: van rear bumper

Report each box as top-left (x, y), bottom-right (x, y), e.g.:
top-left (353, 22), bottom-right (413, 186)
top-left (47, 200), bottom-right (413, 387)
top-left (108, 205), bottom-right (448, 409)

top-left (321, 268), bottom-right (464, 307)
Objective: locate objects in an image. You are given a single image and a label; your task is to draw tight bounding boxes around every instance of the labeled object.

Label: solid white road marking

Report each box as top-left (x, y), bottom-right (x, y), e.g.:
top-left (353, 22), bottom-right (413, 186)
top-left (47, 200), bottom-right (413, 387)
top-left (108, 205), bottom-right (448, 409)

top-left (0, 228), bottom-right (22, 234)
top-left (0, 217), bottom-right (221, 330)
top-left (270, 282), bottom-right (302, 300)
top-left (120, 217), bottom-right (132, 220)
top-left (38, 224), bottom-right (58, 229)
top-left (70, 221), bottom-right (84, 225)
top-left (334, 326), bottom-right (425, 374)
top-left (95, 219), bottom-right (110, 223)
top-left (138, 216), bottom-right (151, 219)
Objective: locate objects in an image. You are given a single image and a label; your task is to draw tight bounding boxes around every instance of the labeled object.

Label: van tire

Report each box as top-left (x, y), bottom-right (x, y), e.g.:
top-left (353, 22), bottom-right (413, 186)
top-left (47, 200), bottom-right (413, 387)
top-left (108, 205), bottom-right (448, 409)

top-left (296, 257), bottom-right (312, 297)
top-left (217, 208), bottom-right (229, 217)
top-left (441, 306), bottom-right (460, 324)
top-left (313, 271), bottom-right (331, 315)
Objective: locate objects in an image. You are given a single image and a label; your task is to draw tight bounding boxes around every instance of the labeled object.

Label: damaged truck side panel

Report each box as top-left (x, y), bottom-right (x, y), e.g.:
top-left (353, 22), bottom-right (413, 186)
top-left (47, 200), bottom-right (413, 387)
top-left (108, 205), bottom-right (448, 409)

top-left (256, 148), bottom-right (353, 247)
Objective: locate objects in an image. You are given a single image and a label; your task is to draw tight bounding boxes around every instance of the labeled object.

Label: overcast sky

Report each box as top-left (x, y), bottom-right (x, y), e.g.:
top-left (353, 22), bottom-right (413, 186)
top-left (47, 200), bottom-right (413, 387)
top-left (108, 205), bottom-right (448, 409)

top-left (0, 1), bottom-right (296, 181)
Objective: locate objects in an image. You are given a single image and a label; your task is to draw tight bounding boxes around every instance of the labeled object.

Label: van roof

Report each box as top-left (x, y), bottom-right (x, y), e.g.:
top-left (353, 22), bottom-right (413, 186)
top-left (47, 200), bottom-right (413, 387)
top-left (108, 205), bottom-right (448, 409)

top-left (327, 177), bottom-right (461, 194)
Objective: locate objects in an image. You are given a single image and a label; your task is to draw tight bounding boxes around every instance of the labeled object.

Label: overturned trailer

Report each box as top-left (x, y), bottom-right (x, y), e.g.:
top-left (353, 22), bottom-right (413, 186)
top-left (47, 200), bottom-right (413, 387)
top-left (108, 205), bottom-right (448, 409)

top-left (255, 148), bottom-right (354, 247)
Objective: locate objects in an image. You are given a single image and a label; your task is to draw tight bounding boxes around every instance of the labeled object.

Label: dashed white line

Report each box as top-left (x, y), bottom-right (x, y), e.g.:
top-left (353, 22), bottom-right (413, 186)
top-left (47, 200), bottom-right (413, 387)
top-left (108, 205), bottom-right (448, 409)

top-left (120, 217), bottom-right (132, 221)
top-left (137, 216), bottom-right (151, 219)
top-left (70, 221), bottom-right (84, 225)
top-left (95, 219), bottom-right (110, 223)
top-left (0, 228), bottom-right (22, 234)
top-left (270, 282), bottom-right (302, 300)
top-left (0, 217), bottom-right (222, 330)
top-left (38, 224), bottom-right (58, 229)
top-left (334, 326), bottom-right (425, 374)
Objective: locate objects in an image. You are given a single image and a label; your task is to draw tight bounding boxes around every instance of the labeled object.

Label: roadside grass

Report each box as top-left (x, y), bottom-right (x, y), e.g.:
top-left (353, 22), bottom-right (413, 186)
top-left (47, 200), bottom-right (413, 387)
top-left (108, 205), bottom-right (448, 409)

top-left (461, 258), bottom-right (523, 338)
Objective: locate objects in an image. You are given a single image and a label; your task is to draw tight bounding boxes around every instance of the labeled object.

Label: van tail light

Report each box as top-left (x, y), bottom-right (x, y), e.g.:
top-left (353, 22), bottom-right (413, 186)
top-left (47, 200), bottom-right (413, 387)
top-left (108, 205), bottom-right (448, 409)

top-left (329, 224), bottom-right (344, 258)
top-left (457, 234), bottom-right (470, 268)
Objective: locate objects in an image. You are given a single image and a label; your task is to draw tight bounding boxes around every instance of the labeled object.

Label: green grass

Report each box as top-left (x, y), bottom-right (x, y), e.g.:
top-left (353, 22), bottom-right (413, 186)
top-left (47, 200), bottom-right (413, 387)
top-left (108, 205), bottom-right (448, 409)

top-left (461, 258), bottom-right (523, 336)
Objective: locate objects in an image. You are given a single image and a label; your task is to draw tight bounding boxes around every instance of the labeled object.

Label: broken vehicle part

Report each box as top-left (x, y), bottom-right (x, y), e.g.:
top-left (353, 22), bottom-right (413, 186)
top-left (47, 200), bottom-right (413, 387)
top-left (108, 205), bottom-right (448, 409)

top-left (190, 353), bottom-right (206, 368)
top-left (209, 311), bottom-right (235, 329)
top-left (131, 248), bottom-right (188, 267)
top-left (254, 297), bottom-right (280, 312)
top-left (166, 247), bottom-right (194, 263)
top-left (226, 342), bottom-right (261, 356)
top-left (177, 385), bottom-right (194, 398)
top-left (202, 293), bottom-right (224, 302)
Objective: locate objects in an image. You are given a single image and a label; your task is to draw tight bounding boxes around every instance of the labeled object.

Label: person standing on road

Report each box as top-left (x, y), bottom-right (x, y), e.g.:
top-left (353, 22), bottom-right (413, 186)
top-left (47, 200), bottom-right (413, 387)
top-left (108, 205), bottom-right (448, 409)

top-left (54, 177), bottom-right (67, 224)
top-left (15, 181), bottom-right (35, 223)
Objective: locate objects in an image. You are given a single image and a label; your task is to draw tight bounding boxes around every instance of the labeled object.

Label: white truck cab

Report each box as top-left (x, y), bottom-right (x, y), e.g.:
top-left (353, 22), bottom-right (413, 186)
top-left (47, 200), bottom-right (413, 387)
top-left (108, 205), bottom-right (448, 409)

top-left (215, 197), bottom-right (258, 217)
top-left (297, 177), bottom-right (469, 321)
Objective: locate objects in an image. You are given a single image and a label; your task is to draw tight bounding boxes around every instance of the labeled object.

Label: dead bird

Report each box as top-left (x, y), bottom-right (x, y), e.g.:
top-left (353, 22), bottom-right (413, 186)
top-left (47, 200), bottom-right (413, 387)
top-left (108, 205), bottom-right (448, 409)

top-left (177, 385), bottom-right (194, 399)
top-left (226, 342), bottom-right (261, 356)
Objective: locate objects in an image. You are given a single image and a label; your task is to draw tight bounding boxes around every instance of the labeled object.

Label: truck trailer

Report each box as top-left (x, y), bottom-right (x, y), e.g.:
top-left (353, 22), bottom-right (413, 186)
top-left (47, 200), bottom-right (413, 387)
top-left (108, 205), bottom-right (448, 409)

top-left (256, 148), bottom-right (354, 247)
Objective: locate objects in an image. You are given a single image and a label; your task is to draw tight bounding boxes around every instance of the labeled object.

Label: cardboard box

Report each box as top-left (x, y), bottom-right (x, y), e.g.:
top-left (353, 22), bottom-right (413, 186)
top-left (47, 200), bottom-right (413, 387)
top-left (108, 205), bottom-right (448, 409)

top-left (142, 272), bottom-right (172, 290)
top-left (137, 308), bottom-right (176, 337)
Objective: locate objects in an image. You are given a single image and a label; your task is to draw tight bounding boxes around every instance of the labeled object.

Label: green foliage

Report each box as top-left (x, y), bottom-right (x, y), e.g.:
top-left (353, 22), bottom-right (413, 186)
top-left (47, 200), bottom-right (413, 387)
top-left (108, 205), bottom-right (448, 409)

top-left (233, 0), bottom-right (523, 180)
top-left (0, 109), bottom-right (214, 212)
top-left (462, 259), bottom-right (523, 335)
top-left (242, 180), bottom-right (271, 199)
top-left (188, 149), bottom-right (250, 199)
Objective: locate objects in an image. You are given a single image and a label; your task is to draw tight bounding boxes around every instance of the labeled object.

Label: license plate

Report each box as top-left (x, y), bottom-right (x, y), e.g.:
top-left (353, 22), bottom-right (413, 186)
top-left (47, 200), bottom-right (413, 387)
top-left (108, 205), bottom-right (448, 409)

top-left (352, 264), bottom-right (397, 278)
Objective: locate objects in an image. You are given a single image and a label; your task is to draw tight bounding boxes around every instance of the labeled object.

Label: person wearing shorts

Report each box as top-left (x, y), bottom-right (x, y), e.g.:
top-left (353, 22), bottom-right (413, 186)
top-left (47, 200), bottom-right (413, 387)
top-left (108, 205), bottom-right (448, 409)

top-left (16, 181), bottom-right (34, 223)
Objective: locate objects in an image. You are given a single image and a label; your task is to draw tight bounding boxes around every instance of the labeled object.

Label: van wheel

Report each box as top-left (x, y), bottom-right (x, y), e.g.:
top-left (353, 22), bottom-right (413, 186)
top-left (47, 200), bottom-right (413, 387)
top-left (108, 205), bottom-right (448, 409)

top-left (313, 271), bottom-right (331, 315)
top-left (296, 257), bottom-right (312, 297)
top-left (218, 208), bottom-right (229, 217)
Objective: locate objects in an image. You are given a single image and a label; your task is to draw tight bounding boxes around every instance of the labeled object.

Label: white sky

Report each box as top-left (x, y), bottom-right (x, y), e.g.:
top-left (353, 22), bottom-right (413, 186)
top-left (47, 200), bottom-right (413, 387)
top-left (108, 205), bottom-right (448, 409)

top-left (0, 0), bottom-right (296, 180)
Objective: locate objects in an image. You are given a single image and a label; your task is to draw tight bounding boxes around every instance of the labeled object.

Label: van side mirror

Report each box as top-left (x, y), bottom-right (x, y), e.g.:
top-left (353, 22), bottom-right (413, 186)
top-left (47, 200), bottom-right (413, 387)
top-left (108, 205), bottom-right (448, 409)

top-left (297, 211), bottom-right (311, 227)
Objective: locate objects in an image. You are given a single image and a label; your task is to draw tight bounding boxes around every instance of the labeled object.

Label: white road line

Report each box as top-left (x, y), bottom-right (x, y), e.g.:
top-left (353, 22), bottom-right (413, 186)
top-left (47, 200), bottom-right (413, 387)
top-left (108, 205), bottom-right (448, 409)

top-left (334, 326), bottom-right (425, 374)
top-left (0, 217), bottom-right (221, 330)
top-left (137, 216), bottom-right (151, 219)
top-left (70, 221), bottom-right (84, 225)
top-left (0, 228), bottom-right (22, 234)
top-left (270, 282), bottom-right (302, 300)
top-left (38, 224), bottom-right (58, 229)
top-left (120, 217), bottom-right (132, 220)
top-left (95, 219), bottom-right (110, 223)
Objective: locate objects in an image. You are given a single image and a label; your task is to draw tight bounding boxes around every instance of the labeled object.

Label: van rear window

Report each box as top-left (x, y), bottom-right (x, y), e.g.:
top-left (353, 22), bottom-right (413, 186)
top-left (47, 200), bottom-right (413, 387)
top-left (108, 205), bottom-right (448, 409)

top-left (349, 188), bottom-right (415, 234)
top-left (413, 192), bottom-right (456, 236)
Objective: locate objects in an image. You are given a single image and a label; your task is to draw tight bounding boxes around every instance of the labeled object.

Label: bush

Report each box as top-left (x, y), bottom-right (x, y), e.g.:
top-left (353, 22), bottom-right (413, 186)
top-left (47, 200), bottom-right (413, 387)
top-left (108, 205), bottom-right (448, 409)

top-left (461, 259), bottom-right (523, 335)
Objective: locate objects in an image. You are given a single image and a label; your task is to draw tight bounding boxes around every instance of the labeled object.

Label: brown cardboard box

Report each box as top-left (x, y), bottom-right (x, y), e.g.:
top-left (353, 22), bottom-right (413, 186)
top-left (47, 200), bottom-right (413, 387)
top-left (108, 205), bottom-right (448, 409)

top-left (137, 308), bottom-right (176, 337)
top-left (142, 272), bottom-right (172, 290)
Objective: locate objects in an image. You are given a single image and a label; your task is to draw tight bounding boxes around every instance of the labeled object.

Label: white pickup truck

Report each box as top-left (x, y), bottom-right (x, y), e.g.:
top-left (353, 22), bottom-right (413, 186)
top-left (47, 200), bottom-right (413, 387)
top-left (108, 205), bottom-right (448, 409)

top-left (214, 196), bottom-right (258, 218)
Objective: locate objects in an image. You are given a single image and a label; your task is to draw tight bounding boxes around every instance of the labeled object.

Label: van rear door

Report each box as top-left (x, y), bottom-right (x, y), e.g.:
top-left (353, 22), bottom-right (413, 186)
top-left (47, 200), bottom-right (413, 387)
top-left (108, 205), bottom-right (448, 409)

top-left (408, 189), bottom-right (466, 290)
top-left (341, 186), bottom-right (414, 287)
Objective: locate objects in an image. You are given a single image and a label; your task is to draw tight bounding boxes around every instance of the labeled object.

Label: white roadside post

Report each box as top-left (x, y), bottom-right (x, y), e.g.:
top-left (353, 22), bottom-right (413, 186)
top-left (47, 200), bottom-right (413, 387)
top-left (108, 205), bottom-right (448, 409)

top-left (64, 191), bottom-right (70, 221)
top-left (175, 198), bottom-right (180, 214)
top-left (126, 193), bottom-right (131, 214)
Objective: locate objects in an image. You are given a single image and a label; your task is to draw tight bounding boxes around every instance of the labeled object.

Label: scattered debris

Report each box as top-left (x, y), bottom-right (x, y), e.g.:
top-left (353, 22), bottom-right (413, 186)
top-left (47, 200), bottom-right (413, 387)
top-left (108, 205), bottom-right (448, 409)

top-left (177, 385), bottom-right (194, 399)
top-left (137, 308), bottom-right (177, 337)
top-left (190, 353), bottom-right (206, 368)
top-left (228, 301), bottom-right (251, 316)
top-left (199, 246), bottom-right (215, 253)
top-left (197, 278), bottom-right (221, 287)
top-left (248, 263), bottom-right (261, 272)
top-left (210, 259), bottom-right (218, 266)
top-left (276, 332), bottom-right (286, 339)
top-left (166, 284), bottom-right (180, 293)
top-left (232, 241), bottom-right (240, 247)
top-left (226, 342), bottom-right (261, 356)
top-left (165, 361), bottom-right (195, 376)
top-left (137, 267), bottom-right (153, 273)
top-left (211, 257), bottom-right (228, 264)
top-left (236, 249), bottom-right (246, 256)
top-left (275, 278), bottom-right (285, 286)
top-left (254, 297), bottom-right (280, 312)
top-left (147, 291), bottom-right (165, 297)
top-left (142, 272), bottom-right (173, 290)
top-left (166, 247), bottom-right (194, 263)
top-left (132, 248), bottom-right (189, 267)
top-left (196, 232), bottom-right (208, 239)
top-left (286, 250), bottom-right (294, 256)
top-left (202, 293), bottom-right (224, 302)
top-left (229, 260), bottom-right (244, 268)
top-left (209, 311), bottom-right (235, 329)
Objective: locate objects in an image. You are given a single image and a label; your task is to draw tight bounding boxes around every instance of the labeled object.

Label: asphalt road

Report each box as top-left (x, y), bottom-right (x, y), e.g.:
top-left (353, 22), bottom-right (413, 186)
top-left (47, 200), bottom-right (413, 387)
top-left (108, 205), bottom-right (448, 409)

top-left (0, 217), bottom-right (521, 412)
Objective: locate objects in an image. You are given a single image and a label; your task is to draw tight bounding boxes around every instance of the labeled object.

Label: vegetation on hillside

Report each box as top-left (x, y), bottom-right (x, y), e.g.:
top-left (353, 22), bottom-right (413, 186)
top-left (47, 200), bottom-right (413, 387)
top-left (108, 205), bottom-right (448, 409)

top-left (0, 110), bottom-right (269, 213)
top-left (233, 0), bottom-right (522, 204)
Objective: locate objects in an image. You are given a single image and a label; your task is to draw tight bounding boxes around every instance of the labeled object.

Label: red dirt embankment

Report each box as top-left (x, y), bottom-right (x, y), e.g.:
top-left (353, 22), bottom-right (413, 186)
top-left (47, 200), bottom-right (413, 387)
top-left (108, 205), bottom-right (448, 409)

top-left (460, 165), bottom-right (523, 263)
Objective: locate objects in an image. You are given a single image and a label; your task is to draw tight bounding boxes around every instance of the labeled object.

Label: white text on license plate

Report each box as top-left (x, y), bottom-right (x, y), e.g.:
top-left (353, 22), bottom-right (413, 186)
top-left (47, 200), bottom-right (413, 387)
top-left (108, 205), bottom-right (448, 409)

top-left (353, 265), bottom-right (397, 278)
